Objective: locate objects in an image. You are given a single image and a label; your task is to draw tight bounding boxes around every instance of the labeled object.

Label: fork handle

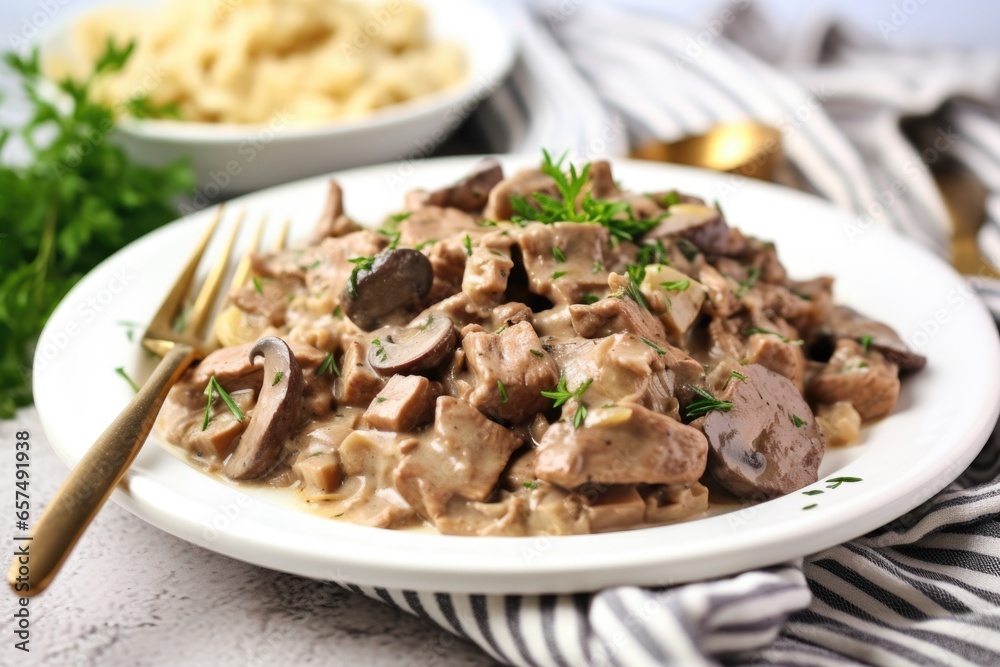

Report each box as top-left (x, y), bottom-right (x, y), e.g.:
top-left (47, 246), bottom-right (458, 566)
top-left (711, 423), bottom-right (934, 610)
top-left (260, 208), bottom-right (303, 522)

top-left (9, 343), bottom-right (198, 596)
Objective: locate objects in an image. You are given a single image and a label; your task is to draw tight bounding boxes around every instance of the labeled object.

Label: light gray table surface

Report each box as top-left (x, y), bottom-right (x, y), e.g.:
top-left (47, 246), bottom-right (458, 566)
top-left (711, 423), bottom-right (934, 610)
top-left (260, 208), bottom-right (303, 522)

top-left (0, 411), bottom-right (494, 667)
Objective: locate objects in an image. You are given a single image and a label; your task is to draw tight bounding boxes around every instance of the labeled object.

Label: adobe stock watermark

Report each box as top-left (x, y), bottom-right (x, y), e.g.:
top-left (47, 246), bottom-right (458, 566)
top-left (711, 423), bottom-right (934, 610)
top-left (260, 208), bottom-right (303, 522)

top-left (877, 0), bottom-right (932, 41)
top-left (384, 75), bottom-right (501, 191)
top-left (341, 0), bottom-right (405, 61)
top-left (844, 125), bottom-right (960, 244)
top-left (29, 266), bottom-right (135, 381)
top-left (180, 109), bottom-right (294, 212)
top-left (544, 0), bottom-right (587, 27)
top-left (671, 0), bottom-right (753, 71)
top-left (6, 0), bottom-right (74, 51)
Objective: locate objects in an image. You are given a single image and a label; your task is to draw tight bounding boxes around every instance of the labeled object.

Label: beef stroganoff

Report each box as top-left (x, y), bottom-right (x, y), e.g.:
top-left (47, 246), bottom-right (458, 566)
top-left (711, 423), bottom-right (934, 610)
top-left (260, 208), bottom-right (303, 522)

top-left (158, 154), bottom-right (925, 536)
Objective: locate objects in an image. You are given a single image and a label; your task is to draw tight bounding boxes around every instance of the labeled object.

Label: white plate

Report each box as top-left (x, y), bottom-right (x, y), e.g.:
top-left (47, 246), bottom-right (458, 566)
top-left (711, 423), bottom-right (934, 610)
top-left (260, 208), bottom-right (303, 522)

top-left (34, 156), bottom-right (1000, 594)
top-left (42, 0), bottom-right (515, 195)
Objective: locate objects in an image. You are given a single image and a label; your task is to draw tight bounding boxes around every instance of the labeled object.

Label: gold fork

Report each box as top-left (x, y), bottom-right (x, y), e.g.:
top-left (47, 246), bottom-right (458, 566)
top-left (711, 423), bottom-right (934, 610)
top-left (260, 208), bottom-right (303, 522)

top-left (8, 205), bottom-right (273, 596)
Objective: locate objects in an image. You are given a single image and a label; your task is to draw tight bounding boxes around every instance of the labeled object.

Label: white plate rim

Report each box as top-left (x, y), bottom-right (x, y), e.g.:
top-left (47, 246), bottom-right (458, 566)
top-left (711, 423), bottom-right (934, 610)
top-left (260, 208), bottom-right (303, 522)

top-left (33, 155), bottom-right (1000, 594)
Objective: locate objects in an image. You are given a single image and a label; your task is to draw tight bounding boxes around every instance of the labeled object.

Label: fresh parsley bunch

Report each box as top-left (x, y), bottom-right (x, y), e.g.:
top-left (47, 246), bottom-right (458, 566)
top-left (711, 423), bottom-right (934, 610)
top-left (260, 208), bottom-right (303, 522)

top-left (0, 41), bottom-right (193, 418)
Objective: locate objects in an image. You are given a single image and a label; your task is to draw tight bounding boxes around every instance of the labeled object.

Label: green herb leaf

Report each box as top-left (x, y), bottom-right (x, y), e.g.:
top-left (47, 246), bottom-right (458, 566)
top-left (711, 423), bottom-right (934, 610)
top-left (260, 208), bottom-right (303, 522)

top-left (581, 293), bottom-right (599, 304)
top-left (541, 376), bottom-right (593, 409)
top-left (683, 386), bottom-right (733, 421)
top-left (802, 490), bottom-right (824, 496)
top-left (802, 503), bottom-right (818, 510)
top-left (318, 352), bottom-right (340, 377)
top-left (573, 404), bottom-right (588, 429)
top-left (463, 234), bottom-right (473, 257)
top-left (272, 371), bottom-right (285, 386)
top-left (523, 480), bottom-right (539, 489)
top-left (376, 397), bottom-right (387, 403)
top-left (640, 337), bottom-right (666, 356)
top-left (346, 256), bottom-right (375, 299)
top-left (552, 246), bottom-right (567, 262)
top-left (497, 380), bottom-right (509, 403)
top-left (723, 370), bottom-right (747, 390)
top-left (735, 267), bottom-right (762, 298)
top-left (530, 349), bottom-right (545, 358)
top-left (202, 376), bottom-right (245, 430)
top-left (414, 238), bottom-right (437, 251)
top-left (253, 277), bottom-right (264, 294)
top-left (592, 260), bottom-right (604, 274)
top-left (791, 414), bottom-right (806, 427)
top-left (660, 280), bottom-right (690, 292)
top-left (860, 335), bottom-right (873, 352)
top-left (552, 271), bottom-right (567, 280)
top-left (825, 476), bottom-right (863, 489)
top-left (114, 367), bottom-right (140, 393)
top-left (676, 239), bottom-right (700, 261)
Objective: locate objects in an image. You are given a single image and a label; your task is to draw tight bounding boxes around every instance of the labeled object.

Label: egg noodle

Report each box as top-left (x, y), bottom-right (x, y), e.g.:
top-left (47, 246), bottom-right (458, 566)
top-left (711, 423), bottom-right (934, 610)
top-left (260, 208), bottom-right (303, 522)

top-left (49, 0), bottom-right (465, 124)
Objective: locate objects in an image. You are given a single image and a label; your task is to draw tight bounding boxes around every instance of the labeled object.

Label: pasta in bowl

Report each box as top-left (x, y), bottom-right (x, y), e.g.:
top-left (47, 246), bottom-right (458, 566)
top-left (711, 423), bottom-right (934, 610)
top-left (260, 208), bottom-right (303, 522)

top-left (157, 153), bottom-right (926, 537)
top-left (39, 0), bottom-right (514, 192)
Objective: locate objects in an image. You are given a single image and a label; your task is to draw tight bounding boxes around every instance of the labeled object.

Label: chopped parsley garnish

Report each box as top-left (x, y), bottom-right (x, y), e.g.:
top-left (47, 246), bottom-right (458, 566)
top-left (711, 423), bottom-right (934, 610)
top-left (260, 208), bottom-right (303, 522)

top-left (272, 371), bottom-right (284, 386)
top-left (201, 376), bottom-right (245, 431)
top-left (414, 238), bottom-right (437, 251)
top-left (735, 266), bottom-right (762, 298)
top-left (802, 503), bottom-right (818, 510)
top-left (592, 260), bottom-right (604, 274)
top-left (640, 337), bottom-right (666, 356)
top-left (742, 328), bottom-right (804, 345)
top-left (530, 349), bottom-right (545, 358)
top-left (378, 229), bottom-right (401, 249)
top-left (114, 367), bottom-right (139, 393)
top-left (802, 490), bottom-right (824, 496)
top-left (552, 271), bottom-right (567, 280)
top-left (552, 246), bottom-right (567, 262)
top-left (676, 239), bottom-right (700, 261)
top-left (333, 305), bottom-right (343, 318)
top-left (477, 219), bottom-right (499, 227)
top-left (581, 293), bottom-right (599, 304)
top-left (791, 414), bottom-right (806, 427)
top-left (463, 233), bottom-right (473, 257)
top-left (661, 191), bottom-right (682, 207)
top-left (826, 476), bottom-right (862, 489)
top-left (371, 339), bottom-right (387, 361)
top-left (636, 239), bottom-right (668, 267)
top-left (684, 386), bottom-right (733, 421)
top-left (497, 380), bottom-right (509, 403)
top-left (860, 335), bottom-right (873, 352)
top-left (318, 352), bottom-right (340, 377)
top-left (252, 277), bottom-right (264, 294)
top-left (419, 315), bottom-right (435, 331)
top-left (523, 480), bottom-right (539, 489)
top-left (723, 370), bottom-right (747, 389)
top-left (509, 150), bottom-right (658, 241)
top-left (388, 211), bottom-right (412, 224)
top-left (660, 279), bottom-right (690, 292)
top-left (346, 255), bottom-right (375, 299)
top-left (494, 324), bottom-right (508, 334)
top-left (376, 397), bottom-right (387, 403)
top-left (542, 376), bottom-right (593, 429)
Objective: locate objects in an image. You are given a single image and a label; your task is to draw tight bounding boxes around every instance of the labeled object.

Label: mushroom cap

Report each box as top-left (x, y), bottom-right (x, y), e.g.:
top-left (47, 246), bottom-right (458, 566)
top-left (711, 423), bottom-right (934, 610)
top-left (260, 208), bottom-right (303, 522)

top-left (368, 316), bottom-right (457, 376)
top-left (341, 248), bottom-right (434, 332)
top-left (223, 336), bottom-right (304, 480)
top-left (824, 305), bottom-right (926, 371)
top-left (700, 364), bottom-right (824, 499)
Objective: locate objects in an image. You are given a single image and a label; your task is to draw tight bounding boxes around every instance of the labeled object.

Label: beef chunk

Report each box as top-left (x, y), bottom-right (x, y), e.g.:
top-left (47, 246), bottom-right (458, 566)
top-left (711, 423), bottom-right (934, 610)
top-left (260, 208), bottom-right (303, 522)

top-left (807, 338), bottom-right (900, 421)
top-left (483, 167), bottom-right (559, 221)
top-left (462, 244), bottom-right (514, 306)
top-left (337, 340), bottom-right (386, 407)
top-left (409, 158), bottom-right (503, 212)
top-left (516, 222), bottom-right (614, 305)
top-left (535, 403), bottom-right (708, 488)
top-left (311, 180), bottom-right (361, 242)
top-left (701, 363), bottom-right (824, 499)
top-left (462, 321), bottom-right (560, 423)
top-left (395, 397), bottom-right (522, 519)
top-left (569, 290), bottom-right (667, 343)
top-left (363, 375), bottom-right (441, 432)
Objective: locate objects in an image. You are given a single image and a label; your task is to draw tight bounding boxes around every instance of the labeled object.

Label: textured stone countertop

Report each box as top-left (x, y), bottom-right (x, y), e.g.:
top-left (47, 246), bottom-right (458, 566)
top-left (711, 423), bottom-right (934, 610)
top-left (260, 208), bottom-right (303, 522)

top-left (1, 411), bottom-right (495, 667)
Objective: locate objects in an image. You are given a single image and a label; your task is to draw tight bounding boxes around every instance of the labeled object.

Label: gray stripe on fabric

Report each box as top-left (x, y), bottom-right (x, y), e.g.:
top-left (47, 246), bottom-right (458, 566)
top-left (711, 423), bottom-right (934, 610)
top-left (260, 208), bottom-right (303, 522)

top-left (811, 559), bottom-right (931, 620)
top-left (470, 594), bottom-right (512, 666)
top-left (601, 590), bottom-right (668, 664)
top-left (892, 545), bottom-right (1000, 577)
top-left (539, 595), bottom-right (570, 667)
top-left (435, 593), bottom-right (469, 639)
top-left (807, 581), bottom-right (1000, 664)
top-left (505, 594), bottom-right (540, 667)
top-left (839, 543), bottom-right (973, 613)
top-left (789, 608), bottom-right (939, 665)
top-left (402, 590), bottom-right (433, 621)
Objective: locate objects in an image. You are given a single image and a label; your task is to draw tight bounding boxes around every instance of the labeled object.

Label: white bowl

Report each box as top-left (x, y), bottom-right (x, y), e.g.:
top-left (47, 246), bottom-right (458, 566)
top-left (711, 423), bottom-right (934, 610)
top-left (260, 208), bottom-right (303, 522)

top-left (43, 0), bottom-right (516, 198)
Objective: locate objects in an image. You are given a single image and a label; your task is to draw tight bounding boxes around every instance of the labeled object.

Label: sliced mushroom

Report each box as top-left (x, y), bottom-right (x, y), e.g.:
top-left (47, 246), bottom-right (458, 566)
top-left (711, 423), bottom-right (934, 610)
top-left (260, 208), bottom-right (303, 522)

top-left (416, 158), bottom-right (504, 212)
top-left (341, 248), bottom-right (434, 331)
top-left (700, 363), bottom-right (824, 499)
top-left (823, 305), bottom-right (926, 371)
top-left (647, 203), bottom-right (730, 255)
top-left (368, 316), bottom-right (457, 376)
top-left (310, 180), bottom-right (360, 243)
top-left (223, 337), bottom-right (304, 481)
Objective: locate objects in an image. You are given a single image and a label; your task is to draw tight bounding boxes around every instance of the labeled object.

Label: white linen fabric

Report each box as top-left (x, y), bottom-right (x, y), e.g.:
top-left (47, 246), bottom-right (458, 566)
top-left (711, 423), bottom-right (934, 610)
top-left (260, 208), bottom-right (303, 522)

top-left (343, 2), bottom-right (1000, 665)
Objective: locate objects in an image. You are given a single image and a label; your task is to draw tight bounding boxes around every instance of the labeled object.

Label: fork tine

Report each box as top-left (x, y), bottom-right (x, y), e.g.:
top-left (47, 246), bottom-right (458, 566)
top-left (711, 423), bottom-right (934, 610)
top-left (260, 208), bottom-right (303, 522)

top-left (185, 209), bottom-right (244, 338)
top-left (273, 217), bottom-right (290, 251)
top-left (228, 213), bottom-right (266, 294)
top-left (145, 205), bottom-right (225, 346)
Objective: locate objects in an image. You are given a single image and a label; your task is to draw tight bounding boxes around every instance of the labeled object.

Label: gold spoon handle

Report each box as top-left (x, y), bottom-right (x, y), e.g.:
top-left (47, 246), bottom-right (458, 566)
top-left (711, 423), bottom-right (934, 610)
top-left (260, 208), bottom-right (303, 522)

top-left (9, 343), bottom-right (198, 597)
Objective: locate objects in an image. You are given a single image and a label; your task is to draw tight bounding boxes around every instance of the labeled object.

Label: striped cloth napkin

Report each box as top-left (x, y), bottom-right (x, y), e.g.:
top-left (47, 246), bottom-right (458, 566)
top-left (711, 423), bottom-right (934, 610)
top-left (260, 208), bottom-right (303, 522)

top-left (339, 2), bottom-right (1000, 666)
